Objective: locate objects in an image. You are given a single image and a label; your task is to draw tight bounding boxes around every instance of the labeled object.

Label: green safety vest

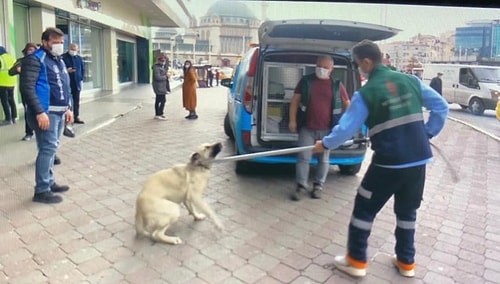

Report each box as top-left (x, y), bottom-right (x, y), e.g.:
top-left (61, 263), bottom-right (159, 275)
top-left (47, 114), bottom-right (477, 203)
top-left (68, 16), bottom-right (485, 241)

top-left (298, 73), bottom-right (342, 127)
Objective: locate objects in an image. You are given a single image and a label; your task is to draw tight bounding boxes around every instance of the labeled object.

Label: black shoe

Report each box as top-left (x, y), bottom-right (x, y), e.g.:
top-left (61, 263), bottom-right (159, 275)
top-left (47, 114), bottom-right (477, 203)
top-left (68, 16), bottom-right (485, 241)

top-left (22, 134), bottom-right (33, 141)
top-left (74, 118), bottom-right (85, 124)
top-left (311, 183), bottom-right (323, 199)
top-left (291, 184), bottom-right (307, 201)
top-left (50, 183), bottom-right (69, 193)
top-left (33, 191), bottom-right (63, 204)
top-left (54, 156), bottom-right (61, 165)
top-left (63, 125), bottom-right (75, 138)
top-left (189, 114), bottom-right (198, 119)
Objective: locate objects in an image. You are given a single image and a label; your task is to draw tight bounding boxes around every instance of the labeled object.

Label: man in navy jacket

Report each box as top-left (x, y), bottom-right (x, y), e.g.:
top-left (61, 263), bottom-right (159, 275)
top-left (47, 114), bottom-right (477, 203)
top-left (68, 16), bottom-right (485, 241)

top-left (62, 43), bottom-right (85, 124)
top-left (20, 27), bottom-right (73, 204)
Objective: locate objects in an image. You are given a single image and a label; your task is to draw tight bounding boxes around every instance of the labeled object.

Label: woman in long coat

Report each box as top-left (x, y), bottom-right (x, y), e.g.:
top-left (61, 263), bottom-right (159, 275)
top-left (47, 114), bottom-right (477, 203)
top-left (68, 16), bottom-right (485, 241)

top-left (152, 55), bottom-right (169, 120)
top-left (182, 60), bottom-right (198, 119)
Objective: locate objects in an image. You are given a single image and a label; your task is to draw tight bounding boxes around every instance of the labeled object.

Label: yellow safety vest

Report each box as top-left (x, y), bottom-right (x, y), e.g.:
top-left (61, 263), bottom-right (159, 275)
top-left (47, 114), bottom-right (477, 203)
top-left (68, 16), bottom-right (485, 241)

top-left (0, 53), bottom-right (17, 87)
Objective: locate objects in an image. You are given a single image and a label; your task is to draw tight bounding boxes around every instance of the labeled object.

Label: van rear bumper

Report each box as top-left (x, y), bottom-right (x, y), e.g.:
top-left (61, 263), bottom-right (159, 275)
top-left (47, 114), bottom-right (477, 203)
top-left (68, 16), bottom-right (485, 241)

top-left (238, 145), bottom-right (367, 165)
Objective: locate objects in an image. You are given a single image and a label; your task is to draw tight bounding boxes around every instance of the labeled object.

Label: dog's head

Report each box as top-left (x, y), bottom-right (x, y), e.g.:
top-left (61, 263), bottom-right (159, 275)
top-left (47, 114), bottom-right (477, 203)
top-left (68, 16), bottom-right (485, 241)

top-left (190, 142), bottom-right (223, 169)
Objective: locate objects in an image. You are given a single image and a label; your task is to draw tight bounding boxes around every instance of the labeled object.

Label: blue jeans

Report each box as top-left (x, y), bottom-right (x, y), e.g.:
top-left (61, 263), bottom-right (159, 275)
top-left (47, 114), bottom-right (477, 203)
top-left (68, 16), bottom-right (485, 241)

top-left (296, 128), bottom-right (331, 187)
top-left (26, 111), bottom-right (65, 193)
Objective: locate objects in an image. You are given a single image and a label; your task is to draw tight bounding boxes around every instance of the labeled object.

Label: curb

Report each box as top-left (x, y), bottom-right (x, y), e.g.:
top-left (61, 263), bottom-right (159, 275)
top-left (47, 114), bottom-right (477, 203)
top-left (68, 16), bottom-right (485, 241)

top-left (448, 115), bottom-right (500, 142)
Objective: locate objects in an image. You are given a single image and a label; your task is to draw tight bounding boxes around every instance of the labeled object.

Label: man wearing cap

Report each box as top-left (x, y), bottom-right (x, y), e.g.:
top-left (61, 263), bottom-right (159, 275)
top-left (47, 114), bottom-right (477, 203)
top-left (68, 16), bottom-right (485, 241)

top-left (9, 42), bottom-right (38, 140)
top-left (430, 72), bottom-right (443, 96)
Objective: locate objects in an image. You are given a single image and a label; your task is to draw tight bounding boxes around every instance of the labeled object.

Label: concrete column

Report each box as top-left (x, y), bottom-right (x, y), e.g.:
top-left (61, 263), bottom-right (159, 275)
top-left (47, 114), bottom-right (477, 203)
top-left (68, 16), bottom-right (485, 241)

top-left (102, 28), bottom-right (118, 92)
top-left (28, 7), bottom-right (56, 42)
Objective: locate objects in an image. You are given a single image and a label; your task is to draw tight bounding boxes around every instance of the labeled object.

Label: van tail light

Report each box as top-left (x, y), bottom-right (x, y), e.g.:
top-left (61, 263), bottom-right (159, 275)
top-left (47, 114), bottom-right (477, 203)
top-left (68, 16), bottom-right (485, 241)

top-left (243, 49), bottom-right (259, 114)
top-left (242, 131), bottom-right (251, 146)
top-left (243, 78), bottom-right (253, 113)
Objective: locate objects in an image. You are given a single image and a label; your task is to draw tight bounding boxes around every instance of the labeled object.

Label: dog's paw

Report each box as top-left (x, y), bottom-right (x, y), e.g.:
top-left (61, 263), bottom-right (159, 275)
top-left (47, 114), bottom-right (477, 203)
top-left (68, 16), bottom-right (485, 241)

top-left (173, 237), bottom-right (183, 245)
top-left (194, 213), bottom-right (207, 221)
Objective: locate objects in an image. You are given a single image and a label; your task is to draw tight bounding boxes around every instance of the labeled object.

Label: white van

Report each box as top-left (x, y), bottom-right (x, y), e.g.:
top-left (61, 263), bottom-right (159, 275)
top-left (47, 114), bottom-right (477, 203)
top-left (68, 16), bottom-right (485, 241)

top-left (422, 64), bottom-right (500, 115)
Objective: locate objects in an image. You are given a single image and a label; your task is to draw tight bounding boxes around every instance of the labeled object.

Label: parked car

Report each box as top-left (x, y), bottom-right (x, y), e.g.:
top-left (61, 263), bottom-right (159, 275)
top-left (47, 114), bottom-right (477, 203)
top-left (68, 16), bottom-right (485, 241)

top-left (219, 67), bottom-right (234, 80)
top-left (221, 19), bottom-right (399, 174)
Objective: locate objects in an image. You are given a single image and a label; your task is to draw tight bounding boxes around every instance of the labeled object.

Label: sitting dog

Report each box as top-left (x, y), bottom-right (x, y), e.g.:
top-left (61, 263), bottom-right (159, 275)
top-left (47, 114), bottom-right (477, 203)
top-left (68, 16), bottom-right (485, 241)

top-left (135, 142), bottom-right (224, 244)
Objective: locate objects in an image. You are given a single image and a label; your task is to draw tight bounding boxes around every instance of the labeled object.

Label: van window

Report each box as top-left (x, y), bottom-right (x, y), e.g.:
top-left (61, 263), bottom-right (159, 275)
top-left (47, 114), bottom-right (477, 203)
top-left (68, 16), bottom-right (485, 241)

top-left (473, 68), bottom-right (500, 83)
top-left (459, 68), bottom-right (478, 89)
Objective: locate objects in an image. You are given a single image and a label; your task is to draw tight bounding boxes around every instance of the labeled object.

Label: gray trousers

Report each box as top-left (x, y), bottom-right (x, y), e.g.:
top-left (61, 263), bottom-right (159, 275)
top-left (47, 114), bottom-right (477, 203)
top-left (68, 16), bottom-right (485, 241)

top-left (296, 128), bottom-right (331, 188)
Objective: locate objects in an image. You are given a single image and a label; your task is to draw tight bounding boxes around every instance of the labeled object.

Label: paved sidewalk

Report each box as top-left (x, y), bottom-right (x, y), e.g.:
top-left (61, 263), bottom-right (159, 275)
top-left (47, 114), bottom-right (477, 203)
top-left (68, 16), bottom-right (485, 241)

top-left (0, 84), bottom-right (499, 284)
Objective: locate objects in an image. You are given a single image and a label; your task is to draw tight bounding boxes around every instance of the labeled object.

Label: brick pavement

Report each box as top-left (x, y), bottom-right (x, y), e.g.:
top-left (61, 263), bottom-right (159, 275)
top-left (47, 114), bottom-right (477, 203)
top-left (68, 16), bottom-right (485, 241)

top-left (0, 84), bottom-right (499, 283)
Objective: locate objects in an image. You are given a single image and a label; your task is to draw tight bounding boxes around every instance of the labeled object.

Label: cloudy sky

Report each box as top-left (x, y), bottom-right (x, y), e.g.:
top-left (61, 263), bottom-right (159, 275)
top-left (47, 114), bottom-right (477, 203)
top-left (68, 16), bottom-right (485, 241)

top-left (182, 0), bottom-right (500, 42)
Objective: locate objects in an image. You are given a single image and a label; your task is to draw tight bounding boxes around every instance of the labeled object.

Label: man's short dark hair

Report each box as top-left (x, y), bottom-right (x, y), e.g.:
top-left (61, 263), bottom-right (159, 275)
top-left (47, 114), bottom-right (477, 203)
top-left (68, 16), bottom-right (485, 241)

top-left (41, 27), bottom-right (64, 41)
top-left (352, 40), bottom-right (382, 64)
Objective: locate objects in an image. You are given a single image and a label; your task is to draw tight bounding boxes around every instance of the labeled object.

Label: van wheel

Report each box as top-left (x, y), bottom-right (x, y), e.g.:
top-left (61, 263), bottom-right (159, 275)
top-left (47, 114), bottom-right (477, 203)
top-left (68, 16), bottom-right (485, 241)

top-left (338, 163), bottom-right (362, 175)
top-left (224, 113), bottom-right (234, 140)
top-left (235, 160), bottom-right (252, 175)
top-left (468, 98), bottom-right (485, 115)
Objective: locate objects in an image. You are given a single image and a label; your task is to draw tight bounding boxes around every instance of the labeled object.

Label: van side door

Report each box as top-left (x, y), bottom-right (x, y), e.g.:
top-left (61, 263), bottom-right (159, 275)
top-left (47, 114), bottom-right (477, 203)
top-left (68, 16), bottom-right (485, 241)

top-left (456, 67), bottom-right (479, 106)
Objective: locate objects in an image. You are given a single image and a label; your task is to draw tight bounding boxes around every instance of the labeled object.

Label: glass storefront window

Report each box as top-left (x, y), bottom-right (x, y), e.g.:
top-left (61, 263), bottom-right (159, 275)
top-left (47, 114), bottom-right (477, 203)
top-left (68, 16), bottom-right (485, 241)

top-left (57, 13), bottom-right (103, 90)
top-left (117, 40), bottom-right (135, 83)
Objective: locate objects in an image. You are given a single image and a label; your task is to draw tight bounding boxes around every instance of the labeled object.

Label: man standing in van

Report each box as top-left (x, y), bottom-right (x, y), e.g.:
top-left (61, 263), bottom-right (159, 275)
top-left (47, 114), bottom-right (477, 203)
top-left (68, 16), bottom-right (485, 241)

top-left (312, 40), bottom-right (448, 278)
top-left (288, 55), bottom-right (350, 201)
top-left (430, 72), bottom-right (443, 95)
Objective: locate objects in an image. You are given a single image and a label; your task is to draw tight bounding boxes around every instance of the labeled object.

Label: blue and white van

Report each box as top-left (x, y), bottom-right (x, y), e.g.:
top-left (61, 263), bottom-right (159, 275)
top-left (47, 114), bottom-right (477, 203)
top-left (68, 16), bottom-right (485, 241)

top-left (222, 19), bottom-right (399, 174)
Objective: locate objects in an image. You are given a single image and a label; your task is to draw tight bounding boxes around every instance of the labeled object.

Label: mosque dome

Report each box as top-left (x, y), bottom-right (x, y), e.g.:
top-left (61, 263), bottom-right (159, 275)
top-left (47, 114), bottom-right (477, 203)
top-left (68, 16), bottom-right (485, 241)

top-left (205, 0), bottom-right (257, 19)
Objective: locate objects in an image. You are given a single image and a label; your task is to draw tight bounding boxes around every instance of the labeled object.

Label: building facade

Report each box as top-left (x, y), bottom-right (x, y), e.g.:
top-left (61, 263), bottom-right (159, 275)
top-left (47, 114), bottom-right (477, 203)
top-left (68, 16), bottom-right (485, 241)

top-left (153, 0), bottom-right (261, 68)
top-left (455, 20), bottom-right (500, 60)
top-left (0, 0), bottom-right (190, 120)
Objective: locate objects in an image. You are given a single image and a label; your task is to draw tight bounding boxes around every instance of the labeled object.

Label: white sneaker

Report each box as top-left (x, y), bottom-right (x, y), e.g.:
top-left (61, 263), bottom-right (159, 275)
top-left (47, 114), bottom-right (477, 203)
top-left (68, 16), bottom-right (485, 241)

top-left (392, 255), bottom-right (415, 277)
top-left (154, 115), bottom-right (167, 120)
top-left (333, 255), bottom-right (367, 277)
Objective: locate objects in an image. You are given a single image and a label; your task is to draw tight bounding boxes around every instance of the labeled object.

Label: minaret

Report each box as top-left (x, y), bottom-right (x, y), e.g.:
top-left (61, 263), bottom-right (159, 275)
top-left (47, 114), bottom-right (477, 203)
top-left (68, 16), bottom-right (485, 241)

top-left (261, 2), bottom-right (269, 21)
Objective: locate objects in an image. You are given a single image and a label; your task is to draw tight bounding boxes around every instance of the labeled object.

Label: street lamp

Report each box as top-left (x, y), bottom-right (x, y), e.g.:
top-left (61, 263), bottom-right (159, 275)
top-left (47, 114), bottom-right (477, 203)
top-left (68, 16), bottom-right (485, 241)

top-left (193, 32), bottom-right (200, 64)
top-left (170, 36), bottom-right (175, 67)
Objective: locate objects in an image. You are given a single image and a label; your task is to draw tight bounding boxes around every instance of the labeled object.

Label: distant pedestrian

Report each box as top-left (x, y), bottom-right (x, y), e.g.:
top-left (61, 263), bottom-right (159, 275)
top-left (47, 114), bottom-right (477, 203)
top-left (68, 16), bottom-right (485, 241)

top-left (62, 43), bottom-right (85, 124)
top-left (312, 40), bottom-right (448, 278)
top-left (215, 69), bottom-right (220, 86)
top-left (0, 45), bottom-right (17, 125)
top-left (8, 42), bottom-right (38, 140)
top-left (429, 72), bottom-right (443, 95)
top-left (152, 55), bottom-right (169, 120)
top-left (182, 60), bottom-right (198, 119)
top-left (208, 68), bottom-right (214, 87)
top-left (20, 27), bottom-right (73, 204)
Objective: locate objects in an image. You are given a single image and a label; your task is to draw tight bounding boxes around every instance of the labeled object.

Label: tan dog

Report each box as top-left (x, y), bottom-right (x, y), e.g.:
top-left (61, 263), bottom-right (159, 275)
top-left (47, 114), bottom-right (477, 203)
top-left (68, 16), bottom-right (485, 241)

top-left (135, 142), bottom-right (223, 244)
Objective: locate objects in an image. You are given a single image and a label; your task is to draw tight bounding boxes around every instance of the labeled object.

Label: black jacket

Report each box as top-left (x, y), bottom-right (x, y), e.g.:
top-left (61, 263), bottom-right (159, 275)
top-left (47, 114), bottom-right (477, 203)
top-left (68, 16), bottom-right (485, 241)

top-left (430, 76), bottom-right (442, 95)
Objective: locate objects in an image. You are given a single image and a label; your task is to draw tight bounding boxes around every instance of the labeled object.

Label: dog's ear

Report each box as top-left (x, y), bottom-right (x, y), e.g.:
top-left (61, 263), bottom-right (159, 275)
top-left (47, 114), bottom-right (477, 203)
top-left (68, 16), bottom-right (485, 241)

top-left (190, 152), bottom-right (201, 164)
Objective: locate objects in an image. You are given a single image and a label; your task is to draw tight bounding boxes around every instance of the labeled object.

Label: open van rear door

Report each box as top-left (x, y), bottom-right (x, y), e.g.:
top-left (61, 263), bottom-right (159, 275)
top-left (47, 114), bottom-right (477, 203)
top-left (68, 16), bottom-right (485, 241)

top-left (259, 19), bottom-right (400, 52)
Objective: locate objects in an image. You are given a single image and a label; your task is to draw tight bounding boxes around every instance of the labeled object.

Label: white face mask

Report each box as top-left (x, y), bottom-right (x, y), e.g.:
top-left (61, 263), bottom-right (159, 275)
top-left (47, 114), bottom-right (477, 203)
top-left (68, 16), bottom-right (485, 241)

top-left (358, 67), bottom-right (369, 80)
top-left (315, 67), bottom-right (330, 80)
top-left (50, 43), bottom-right (64, 56)
top-left (68, 50), bottom-right (78, 56)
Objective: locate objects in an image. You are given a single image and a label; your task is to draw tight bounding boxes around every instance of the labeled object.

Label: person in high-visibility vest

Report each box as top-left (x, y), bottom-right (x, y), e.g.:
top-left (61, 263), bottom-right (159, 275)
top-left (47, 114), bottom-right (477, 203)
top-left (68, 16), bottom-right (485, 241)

top-left (0, 45), bottom-right (17, 124)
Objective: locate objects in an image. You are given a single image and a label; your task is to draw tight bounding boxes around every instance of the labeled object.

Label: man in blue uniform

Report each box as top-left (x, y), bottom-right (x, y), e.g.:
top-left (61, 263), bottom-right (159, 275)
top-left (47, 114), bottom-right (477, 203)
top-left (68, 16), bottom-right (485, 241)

top-left (20, 27), bottom-right (74, 204)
